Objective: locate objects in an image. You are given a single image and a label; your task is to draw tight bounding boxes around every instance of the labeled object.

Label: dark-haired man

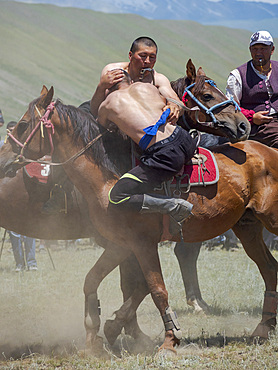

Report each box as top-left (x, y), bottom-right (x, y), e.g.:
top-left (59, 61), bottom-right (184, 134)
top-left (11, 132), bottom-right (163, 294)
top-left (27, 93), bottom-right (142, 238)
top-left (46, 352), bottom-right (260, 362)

top-left (90, 36), bottom-right (183, 124)
top-left (226, 30), bottom-right (278, 148)
top-left (97, 72), bottom-right (196, 236)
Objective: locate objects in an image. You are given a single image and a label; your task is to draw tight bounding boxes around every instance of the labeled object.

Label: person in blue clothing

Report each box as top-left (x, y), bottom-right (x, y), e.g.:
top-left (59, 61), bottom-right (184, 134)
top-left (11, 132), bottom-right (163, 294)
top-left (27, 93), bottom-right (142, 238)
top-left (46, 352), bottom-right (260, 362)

top-left (8, 231), bottom-right (37, 272)
top-left (4, 121), bottom-right (38, 272)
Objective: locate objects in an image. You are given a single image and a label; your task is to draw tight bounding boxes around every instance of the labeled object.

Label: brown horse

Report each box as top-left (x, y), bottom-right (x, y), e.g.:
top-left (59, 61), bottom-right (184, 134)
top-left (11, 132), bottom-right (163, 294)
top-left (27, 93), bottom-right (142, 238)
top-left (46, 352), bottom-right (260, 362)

top-left (0, 167), bottom-right (95, 240)
top-left (1, 68), bottom-right (277, 353)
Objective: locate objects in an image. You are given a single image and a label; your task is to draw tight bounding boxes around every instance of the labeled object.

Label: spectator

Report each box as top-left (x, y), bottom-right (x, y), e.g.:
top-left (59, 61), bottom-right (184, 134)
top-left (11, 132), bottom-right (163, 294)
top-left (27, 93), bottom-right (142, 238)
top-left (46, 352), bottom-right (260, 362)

top-left (8, 231), bottom-right (37, 272)
top-left (226, 30), bottom-right (278, 148)
top-left (4, 121), bottom-right (38, 271)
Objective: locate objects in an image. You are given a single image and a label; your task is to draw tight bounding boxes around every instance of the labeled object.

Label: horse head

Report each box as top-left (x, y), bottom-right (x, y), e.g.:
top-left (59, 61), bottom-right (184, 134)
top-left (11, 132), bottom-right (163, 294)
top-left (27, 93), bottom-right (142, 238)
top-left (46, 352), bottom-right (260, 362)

top-left (0, 86), bottom-right (55, 178)
top-left (171, 59), bottom-right (251, 142)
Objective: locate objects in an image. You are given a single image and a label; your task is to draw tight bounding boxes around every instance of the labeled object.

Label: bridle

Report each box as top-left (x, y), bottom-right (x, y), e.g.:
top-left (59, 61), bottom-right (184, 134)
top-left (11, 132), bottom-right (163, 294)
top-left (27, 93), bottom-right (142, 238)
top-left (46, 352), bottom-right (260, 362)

top-left (179, 79), bottom-right (241, 129)
top-left (7, 101), bottom-right (56, 163)
top-left (6, 101), bottom-right (105, 167)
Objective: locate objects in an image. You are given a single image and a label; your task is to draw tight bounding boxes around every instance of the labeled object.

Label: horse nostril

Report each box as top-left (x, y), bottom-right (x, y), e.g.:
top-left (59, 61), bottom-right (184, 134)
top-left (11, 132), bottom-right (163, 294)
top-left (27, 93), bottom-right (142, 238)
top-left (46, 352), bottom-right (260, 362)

top-left (238, 121), bottom-right (247, 135)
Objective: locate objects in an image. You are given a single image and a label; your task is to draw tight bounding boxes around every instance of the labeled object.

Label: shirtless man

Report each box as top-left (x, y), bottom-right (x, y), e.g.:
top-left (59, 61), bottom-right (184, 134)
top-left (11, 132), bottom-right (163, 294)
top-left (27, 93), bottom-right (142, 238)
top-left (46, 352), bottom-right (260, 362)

top-left (97, 71), bottom-right (197, 236)
top-left (91, 36), bottom-right (183, 125)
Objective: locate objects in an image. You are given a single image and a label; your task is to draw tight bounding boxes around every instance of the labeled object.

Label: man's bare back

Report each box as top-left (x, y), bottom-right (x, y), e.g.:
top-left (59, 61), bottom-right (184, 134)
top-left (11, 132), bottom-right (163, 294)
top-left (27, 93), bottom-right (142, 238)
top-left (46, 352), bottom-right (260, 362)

top-left (97, 82), bottom-right (176, 149)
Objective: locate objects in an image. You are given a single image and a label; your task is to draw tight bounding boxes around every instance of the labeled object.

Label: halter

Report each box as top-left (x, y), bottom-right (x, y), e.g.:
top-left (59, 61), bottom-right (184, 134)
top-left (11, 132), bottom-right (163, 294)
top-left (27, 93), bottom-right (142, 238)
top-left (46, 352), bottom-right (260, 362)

top-left (7, 100), bottom-right (106, 168)
top-left (7, 101), bottom-right (56, 161)
top-left (182, 79), bottom-right (241, 128)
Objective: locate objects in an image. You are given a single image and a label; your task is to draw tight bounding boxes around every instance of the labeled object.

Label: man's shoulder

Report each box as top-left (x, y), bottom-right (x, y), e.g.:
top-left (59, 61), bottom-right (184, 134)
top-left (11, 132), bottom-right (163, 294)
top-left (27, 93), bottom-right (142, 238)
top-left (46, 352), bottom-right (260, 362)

top-left (153, 70), bottom-right (169, 83)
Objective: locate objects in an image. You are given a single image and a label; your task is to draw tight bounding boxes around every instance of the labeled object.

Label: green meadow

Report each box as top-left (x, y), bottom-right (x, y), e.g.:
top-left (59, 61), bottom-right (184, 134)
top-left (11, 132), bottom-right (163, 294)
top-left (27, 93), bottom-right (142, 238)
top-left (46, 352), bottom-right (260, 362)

top-left (1, 0), bottom-right (277, 133)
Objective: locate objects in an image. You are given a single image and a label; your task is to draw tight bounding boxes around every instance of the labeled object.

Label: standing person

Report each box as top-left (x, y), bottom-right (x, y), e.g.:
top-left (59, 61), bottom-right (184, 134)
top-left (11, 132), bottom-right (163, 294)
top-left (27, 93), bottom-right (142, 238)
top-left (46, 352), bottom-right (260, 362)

top-left (97, 71), bottom-right (196, 236)
top-left (90, 36), bottom-right (183, 124)
top-left (8, 231), bottom-right (37, 272)
top-left (5, 121), bottom-right (38, 271)
top-left (226, 30), bottom-right (278, 148)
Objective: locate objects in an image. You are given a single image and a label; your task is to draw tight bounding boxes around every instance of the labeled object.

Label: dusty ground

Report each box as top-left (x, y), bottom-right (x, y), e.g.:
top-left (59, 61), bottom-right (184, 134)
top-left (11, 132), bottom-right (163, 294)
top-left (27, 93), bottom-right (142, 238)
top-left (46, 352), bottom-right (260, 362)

top-left (0, 238), bottom-right (277, 368)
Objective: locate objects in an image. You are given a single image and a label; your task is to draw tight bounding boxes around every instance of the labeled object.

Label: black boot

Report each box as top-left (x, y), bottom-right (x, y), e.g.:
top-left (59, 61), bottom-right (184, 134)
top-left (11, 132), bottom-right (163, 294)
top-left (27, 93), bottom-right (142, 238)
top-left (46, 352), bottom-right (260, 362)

top-left (140, 194), bottom-right (193, 235)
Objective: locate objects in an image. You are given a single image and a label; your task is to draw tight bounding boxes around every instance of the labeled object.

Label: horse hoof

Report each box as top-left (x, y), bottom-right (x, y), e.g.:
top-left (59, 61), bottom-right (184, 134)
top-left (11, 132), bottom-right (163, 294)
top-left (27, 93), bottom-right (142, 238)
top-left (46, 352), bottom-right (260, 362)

top-left (104, 319), bottom-right (123, 345)
top-left (187, 298), bottom-right (210, 314)
top-left (251, 322), bottom-right (274, 340)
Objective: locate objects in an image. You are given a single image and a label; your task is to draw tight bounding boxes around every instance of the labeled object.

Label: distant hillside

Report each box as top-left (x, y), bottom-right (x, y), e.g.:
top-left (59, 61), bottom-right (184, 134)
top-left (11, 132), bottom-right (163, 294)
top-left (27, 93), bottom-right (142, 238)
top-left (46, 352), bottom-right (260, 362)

top-left (4, 0), bottom-right (278, 36)
top-left (0, 1), bottom-right (277, 136)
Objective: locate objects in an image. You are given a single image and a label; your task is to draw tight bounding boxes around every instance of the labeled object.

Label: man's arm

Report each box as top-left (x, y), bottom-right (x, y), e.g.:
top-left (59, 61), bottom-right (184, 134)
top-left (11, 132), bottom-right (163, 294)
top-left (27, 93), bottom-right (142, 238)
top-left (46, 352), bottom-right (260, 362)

top-left (155, 72), bottom-right (183, 124)
top-left (90, 66), bottom-right (125, 118)
top-left (226, 70), bottom-right (272, 126)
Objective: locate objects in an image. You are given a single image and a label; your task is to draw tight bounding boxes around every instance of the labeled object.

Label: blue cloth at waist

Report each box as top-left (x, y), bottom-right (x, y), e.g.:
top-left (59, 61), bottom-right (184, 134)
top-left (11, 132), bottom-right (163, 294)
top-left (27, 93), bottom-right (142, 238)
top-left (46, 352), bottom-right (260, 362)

top-left (138, 108), bottom-right (171, 151)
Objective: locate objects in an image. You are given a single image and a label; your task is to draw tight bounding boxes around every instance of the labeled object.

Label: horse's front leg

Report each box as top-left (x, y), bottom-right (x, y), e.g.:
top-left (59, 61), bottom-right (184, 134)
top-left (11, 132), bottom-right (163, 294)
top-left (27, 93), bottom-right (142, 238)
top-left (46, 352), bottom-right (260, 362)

top-left (134, 242), bottom-right (182, 353)
top-left (174, 240), bottom-right (211, 314)
top-left (83, 246), bottom-right (130, 355)
top-left (233, 211), bottom-right (278, 339)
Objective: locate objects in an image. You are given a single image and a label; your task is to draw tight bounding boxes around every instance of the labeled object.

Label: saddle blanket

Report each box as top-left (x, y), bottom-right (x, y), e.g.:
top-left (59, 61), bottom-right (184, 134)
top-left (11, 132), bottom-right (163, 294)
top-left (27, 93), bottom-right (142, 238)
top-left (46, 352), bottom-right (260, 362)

top-left (171, 147), bottom-right (219, 187)
top-left (24, 156), bottom-right (51, 184)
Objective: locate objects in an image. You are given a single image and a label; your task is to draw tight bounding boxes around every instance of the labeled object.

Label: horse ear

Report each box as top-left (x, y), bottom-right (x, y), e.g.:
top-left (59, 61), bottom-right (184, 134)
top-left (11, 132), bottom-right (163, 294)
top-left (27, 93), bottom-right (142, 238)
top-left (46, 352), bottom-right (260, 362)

top-left (39, 86), bottom-right (54, 108)
top-left (197, 67), bottom-right (206, 77)
top-left (186, 59), bottom-right (196, 83)
top-left (40, 85), bottom-right (49, 96)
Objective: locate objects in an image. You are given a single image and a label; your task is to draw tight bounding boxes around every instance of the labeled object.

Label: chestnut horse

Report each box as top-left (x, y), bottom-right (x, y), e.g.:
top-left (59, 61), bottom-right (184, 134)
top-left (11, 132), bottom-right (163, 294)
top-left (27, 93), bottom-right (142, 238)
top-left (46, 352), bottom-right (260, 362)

top-left (1, 69), bottom-right (277, 353)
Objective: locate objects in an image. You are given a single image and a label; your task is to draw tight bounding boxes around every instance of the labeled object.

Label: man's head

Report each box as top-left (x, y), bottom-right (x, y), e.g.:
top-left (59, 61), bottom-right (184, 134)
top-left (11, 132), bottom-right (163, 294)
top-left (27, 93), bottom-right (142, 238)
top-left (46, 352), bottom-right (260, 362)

top-left (130, 36), bottom-right (158, 54)
top-left (249, 30), bottom-right (273, 47)
top-left (129, 36), bottom-right (157, 72)
top-left (249, 30), bottom-right (275, 67)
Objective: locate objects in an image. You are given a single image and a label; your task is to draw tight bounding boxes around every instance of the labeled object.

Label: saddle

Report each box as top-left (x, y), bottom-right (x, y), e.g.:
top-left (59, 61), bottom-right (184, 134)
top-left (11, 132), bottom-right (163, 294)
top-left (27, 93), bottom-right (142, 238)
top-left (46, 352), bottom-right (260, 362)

top-left (166, 146), bottom-right (219, 197)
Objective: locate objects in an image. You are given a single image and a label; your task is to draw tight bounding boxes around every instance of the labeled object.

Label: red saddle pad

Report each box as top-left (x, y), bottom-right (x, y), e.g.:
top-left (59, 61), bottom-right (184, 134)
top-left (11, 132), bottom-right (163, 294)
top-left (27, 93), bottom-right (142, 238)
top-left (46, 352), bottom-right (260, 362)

top-left (171, 147), bottom-right (219, 187)
top-left (24, 156), bottom-right (51, 184)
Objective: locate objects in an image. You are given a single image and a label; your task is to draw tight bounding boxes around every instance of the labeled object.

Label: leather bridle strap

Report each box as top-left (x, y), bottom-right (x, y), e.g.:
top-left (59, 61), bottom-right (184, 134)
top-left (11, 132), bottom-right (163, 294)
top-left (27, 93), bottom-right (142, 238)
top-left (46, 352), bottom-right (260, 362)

top-left (7, 101), bottom-right (56, 159)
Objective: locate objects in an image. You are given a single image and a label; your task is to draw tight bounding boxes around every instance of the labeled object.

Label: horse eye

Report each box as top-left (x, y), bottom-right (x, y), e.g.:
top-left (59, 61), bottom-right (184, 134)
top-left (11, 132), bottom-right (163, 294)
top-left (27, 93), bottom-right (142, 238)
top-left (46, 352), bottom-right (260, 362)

top-left (17, 120), bottom-right (29, 137)
top-left (202, 94), bottom-right (213, 102)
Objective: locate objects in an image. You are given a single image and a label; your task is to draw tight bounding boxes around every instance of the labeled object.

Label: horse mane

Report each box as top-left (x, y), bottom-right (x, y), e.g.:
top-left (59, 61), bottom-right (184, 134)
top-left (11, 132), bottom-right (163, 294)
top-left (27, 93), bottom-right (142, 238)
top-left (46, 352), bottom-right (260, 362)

top-left (28, 98), bottom-right (121, 180)
top-left (170, 76), bottom-right (190, 100)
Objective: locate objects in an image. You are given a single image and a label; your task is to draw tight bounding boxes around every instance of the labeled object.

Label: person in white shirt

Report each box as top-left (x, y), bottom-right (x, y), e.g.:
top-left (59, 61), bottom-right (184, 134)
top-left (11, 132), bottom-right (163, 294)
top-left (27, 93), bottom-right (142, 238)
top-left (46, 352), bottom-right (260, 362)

top-left (226, 30), bottom-right (278, 148)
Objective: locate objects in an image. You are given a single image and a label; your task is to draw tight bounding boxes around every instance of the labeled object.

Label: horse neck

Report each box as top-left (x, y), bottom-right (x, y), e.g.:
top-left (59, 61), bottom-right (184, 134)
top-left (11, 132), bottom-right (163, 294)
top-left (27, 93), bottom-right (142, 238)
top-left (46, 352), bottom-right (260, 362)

top-left (51, 124), bottom-right (117, 210)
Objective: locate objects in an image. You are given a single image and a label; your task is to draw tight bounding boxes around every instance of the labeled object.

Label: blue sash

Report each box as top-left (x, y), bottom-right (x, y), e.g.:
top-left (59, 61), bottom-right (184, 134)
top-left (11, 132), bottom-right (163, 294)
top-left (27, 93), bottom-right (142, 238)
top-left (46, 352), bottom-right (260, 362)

top-left (138, 108), bottom-right (170, 150)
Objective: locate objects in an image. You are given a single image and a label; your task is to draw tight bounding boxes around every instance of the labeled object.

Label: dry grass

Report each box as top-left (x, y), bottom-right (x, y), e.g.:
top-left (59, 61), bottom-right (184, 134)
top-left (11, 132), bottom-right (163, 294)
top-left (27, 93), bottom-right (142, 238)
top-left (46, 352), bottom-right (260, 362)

top-left (0, 235), bottom-right (278, 368)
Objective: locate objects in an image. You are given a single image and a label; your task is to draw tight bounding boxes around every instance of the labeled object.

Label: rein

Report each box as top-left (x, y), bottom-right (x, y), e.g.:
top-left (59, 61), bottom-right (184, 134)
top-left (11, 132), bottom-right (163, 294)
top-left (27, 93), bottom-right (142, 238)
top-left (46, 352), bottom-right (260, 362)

top-left (8, 101), bottom-right (106, 167)
top-left (178, 79), bottom-right (241, 129)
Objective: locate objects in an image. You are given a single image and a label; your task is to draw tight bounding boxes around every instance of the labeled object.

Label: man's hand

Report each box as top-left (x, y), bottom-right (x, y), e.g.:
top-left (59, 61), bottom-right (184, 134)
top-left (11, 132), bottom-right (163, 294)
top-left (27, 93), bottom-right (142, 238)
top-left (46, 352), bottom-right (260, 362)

top-left (252, 111), bottom-right (272, 125)
top-left (163, 102), bottom-right (183, 125)
top-left (100, 69), bottom-right (125, 90)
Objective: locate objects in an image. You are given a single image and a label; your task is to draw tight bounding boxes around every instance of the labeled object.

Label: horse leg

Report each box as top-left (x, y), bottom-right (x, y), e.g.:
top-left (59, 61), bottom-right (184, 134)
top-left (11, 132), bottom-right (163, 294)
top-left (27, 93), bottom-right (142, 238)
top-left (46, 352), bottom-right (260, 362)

top-left (120, 255), bottom-right (152, 341)
top-left (133, 243), bottom-right (181, 353)
top-left (174, 241), bottom-right (210, 313)
top-left (104, 272), bottom-right (153, 352)
top-left (83, 246), bottom-right (131, 355)
top-left (233, 210), bottom-right (278, 339)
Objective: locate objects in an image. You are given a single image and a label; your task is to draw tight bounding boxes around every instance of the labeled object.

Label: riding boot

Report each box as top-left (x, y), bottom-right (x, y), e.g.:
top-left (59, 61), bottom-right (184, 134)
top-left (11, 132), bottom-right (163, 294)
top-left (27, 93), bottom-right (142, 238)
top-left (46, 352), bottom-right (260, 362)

top-left (140, 194), bottom-right (193, 235)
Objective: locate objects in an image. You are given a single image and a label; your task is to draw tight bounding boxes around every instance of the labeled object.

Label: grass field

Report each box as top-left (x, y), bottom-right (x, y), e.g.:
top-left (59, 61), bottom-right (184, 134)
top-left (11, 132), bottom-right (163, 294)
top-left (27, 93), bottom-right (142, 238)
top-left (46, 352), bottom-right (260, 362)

top-left (0, 232), bottom-right (278, 369)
